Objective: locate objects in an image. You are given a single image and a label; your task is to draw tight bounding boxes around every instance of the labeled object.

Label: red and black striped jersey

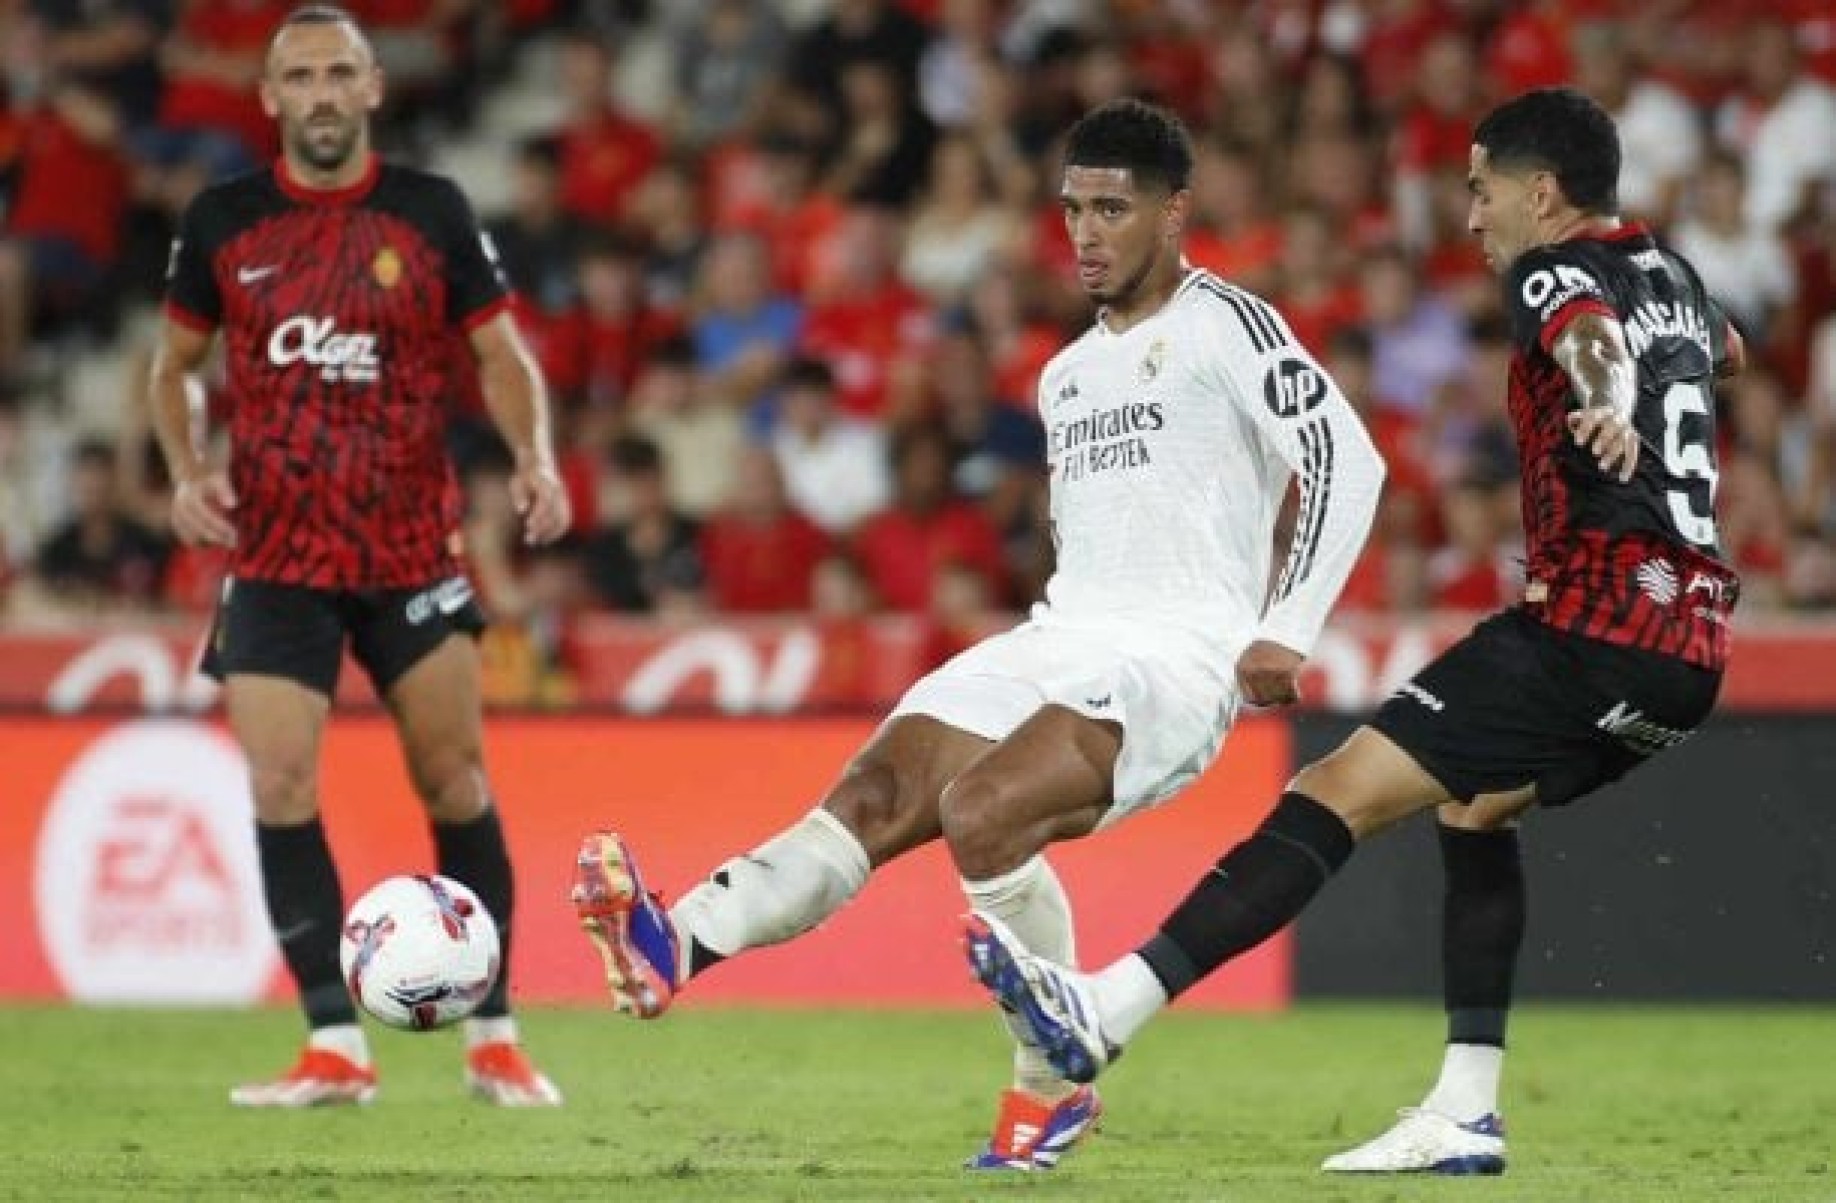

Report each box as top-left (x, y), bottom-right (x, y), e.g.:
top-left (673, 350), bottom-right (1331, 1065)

top-left (164, 155), bottom-right (511, 588)
top-left (1502, 223), bottom-right (1738, 670)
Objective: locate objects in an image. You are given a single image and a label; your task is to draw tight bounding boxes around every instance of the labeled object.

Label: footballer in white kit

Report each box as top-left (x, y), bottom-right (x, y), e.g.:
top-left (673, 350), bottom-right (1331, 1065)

top-left (569, 98), bottom-right (1383, 1173)
top-left (892, 266), bottom-right (1382, 821)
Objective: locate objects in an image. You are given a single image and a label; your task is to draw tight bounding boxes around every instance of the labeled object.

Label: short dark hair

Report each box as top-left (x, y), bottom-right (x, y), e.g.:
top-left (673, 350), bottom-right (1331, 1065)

top-left (73, 436), bottom-right (117, 471)
top-left (274, 4), bottom-right (362, 38)
top-left (609, 433), bottom-right (662, 475)
top-left (1473, 87), bottom-right (1620, 215)
top-left (782, 355), bottom-right (836, 395)
top-left (1063, 98), bottom-right (1194, 194)
top-left (268, 5), bottom-right (368, 59)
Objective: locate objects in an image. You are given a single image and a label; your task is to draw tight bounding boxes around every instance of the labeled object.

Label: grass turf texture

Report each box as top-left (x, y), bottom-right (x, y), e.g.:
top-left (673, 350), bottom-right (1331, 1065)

top-left (2, 1004), bottom-right (1831, 1202)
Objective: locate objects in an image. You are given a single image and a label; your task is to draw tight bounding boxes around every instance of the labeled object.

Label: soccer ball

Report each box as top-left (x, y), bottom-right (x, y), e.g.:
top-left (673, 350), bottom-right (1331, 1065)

top-left (339, 874), bottom-right (500, 1031)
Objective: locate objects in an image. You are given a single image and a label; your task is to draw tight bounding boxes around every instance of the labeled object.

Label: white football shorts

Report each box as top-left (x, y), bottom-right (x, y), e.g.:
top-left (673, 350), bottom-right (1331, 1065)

top-left (886, 615), bottom-right (1241, 825)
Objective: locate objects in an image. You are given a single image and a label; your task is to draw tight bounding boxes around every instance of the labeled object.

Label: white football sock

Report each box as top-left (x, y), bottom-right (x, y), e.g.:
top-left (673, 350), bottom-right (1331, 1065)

top-left (463, 1014), bottom-right (519, 1049)
top-left (1090, 953), bottom-right (1169, 1047)
top-left (308, 1023), bottom-right (370, 1067)
top-left (1421, 1042), bottom-right (1505, 1121)
top-left (671, 808), bottom-right (870, 964)
top-left (962, 856), bottom-right (1077, 1100)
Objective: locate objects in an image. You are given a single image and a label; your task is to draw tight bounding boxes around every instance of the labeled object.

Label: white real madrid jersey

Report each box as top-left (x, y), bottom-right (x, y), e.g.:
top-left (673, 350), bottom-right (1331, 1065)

top-left (1034, 269), bottom-right (1385, 660)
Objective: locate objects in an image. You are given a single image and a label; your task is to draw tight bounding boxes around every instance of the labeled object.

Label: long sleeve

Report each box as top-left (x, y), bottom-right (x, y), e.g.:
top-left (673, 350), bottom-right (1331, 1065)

top-left (1189, 280), bottom-right (1386, 655)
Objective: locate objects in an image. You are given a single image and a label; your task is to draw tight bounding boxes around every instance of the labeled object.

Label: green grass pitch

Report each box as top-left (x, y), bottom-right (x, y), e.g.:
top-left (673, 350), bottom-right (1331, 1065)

top-left (3, 1004), bottom-right (1832, 1202)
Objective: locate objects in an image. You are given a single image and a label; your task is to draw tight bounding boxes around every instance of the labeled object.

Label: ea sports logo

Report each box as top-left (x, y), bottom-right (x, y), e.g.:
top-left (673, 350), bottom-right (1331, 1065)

top-left (34, 722), bottom-right (275, 1003)
top-left (268, 315), bottom-right (380, 384)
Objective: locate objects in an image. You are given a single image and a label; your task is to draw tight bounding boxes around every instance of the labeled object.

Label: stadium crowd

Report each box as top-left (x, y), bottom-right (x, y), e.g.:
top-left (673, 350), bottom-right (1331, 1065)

top-left (2, 0), bottom-right (1834, 661)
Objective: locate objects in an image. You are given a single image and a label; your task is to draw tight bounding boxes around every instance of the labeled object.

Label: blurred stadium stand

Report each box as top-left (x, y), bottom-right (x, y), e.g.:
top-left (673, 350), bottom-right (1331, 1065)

top-left (2, 0), bottom-right (1835, 707)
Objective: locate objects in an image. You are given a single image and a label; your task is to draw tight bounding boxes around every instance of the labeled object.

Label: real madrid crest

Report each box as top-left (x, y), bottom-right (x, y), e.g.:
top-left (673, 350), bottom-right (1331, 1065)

top-left (372, 246), bottom-right (402, 288)
top-left (1138, 337), bottom-right (1166, 383)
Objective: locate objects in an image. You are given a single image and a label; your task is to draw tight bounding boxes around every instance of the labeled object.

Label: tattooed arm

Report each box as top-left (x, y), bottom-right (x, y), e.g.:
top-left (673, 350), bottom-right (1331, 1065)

top-left (1552, 311), bottom-right (1641, 483)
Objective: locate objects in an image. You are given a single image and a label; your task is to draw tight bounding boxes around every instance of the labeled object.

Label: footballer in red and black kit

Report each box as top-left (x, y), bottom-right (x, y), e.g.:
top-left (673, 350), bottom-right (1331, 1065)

top-left (148, 5), bottom-right (568, 1110)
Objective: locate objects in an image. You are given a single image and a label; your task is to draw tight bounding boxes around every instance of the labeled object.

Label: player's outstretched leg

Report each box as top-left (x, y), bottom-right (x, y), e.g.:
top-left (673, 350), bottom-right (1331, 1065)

top-left (963, 912), bottom-right (1119, 1085)
top-left (1320, 1109), bottom-right (1507, 1175)
top-left (572, 831), bottom-right (682, 1017)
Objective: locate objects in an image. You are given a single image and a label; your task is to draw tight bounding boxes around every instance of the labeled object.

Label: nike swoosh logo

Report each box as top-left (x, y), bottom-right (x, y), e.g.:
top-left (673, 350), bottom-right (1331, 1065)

top-left (238, 265), bottom-right (279, 284)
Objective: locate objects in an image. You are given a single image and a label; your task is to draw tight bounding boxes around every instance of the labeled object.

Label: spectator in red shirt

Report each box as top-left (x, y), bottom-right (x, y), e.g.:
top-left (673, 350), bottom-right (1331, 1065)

top-left (1357, 0), bottom-right (1461, 115)
top-left (915, 557), bottom-right (1001, 671)
top-left (714, 131), bottom-right (844, 296)
top-left (0, 79), bottom-right (129, 379)
top-left (962, 267), bottom-right (1061, 418)
top-left (853, 425), bottom-right (1007, 612)
top-left (549, 26), bottom-right (662, 227)
top-left (1484, 0), bottom-right (1574, 98)
top-left (155, 0), bottom-right (287, 165)
top-left (1184, 135), bottom-right (1282, 296)
top-left (800, 204), bottom-right (934, 421)
top-left (1391, 29), bottom-right (1485, 250)
top-left (1287, 129), bottom-right (1395, 253)
top-left (1273, 205), bottom-right (1364, 356)
top-left (700, 446), bottom-right (832, 613)
top-left (1286, 53), bottom-right (1378, 143)
top-left (1428, 476), bottom-right (1522, 614)
top-left (543, 230), bottom-right (684, 411)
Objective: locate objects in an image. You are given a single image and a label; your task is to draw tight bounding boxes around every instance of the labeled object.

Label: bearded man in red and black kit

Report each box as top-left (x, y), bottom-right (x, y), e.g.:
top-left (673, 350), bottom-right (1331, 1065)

top-left (964, 87), bottom-right (1746, 1176)
top-left (149, 4), bottom-right (569, 1108)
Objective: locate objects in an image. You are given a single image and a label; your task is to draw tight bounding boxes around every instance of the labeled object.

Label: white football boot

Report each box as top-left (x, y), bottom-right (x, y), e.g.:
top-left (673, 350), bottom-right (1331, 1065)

top-left (1321, 1107), bottom-right (1507, 1174)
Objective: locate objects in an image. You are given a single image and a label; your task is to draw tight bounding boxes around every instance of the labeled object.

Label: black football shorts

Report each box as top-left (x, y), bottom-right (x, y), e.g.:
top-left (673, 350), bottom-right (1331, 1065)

top-left (200, 576), bottom-right (487, 698)
top-left (1370, 606), bottom-right (1722, 807)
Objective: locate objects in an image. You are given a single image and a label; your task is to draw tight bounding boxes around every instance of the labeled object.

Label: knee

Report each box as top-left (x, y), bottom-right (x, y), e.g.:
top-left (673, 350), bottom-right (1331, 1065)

top-left (408, 746), bottom-right (488, 824)
top-left (1288, 750), bottom-right (1400, 838)
top-left (938, 772), bottom-right (1017, 878)
top-left (823, 759), bottom-right (932, 865)
top-left (246, 755), bottom-right (319, 825)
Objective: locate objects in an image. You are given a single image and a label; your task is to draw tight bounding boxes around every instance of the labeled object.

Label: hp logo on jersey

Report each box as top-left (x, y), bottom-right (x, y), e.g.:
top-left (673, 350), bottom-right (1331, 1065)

top-left (1263, 357), bottom-right (1328, 418)
top-left (268, 316), bottom-right (380, 384)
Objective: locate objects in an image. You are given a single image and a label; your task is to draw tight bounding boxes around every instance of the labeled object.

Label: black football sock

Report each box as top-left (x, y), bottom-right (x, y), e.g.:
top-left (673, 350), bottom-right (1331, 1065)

top-left (1138, 791), bottom-right (1355, 1000)
top-left (434, 806), bottom-right (516, 1020)
top-left (257, 817), bottom-right (356, 1028)
top-left (1439, 822), bottom-right (1525, 1047)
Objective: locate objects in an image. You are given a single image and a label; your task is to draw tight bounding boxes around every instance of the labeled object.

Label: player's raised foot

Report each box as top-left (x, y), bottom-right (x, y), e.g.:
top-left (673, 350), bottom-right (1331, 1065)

top-left (571, 831), bottom-right (681, 1018)
top-left (965, 1085), bottom-right (1103, 1171)
top-left (1321, 1108), bottom-right (1507, 1175)
top-left (961, 912), bottom-right (1119, 1085)
top-left (229, 1048), bottom-right (377, 1107)
top-left (465, 1041), bottom-right (563, 1107)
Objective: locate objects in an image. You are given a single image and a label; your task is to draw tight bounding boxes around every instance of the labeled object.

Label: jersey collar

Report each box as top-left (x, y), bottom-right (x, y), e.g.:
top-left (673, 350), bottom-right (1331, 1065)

top-left (275, 153), bottom-right (381, 205)
top-left (1564, 220), bottom-right (1652, 246)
